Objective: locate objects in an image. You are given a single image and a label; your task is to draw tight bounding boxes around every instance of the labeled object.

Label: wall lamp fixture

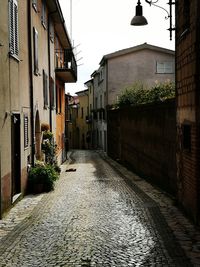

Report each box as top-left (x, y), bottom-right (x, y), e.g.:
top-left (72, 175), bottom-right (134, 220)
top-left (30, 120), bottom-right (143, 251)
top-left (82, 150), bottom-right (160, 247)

top-left (131, 0), bottom-right (176, 40)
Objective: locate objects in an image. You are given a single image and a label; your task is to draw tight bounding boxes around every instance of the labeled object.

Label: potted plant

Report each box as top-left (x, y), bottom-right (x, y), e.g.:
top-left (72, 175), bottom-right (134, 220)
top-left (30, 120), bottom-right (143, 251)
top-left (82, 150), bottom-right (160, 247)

top-left (28, 163), bottom-right (59, 194)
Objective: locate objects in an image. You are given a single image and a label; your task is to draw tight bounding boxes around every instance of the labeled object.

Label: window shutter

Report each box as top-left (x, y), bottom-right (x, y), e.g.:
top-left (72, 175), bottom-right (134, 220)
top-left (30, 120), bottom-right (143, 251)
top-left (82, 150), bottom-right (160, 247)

top-left (24, 115), bottom-right (29, 148)
top-left (43, 70), bottom-right (48, 108)
top-left (9, 0), bottom-right (19, 56)
top-left (33, 27), bottom-right (39, 75)
top-left (32, 0), bottom-right (37, 11)
top-left (41, 0), bottom-right (47, 27)
top-left (56, 86), bottom-right (58, 114)
top-left (50, 77), bottom-right (55, 109)
top-left (49, 18), bottom-right (54, 42)
top-left (59, 87), bottom-right (62, 113)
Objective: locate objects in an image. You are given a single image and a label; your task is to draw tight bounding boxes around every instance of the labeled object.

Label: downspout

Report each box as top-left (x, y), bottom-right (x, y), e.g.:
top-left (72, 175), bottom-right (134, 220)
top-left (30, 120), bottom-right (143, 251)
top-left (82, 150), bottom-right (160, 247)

top-left (27, 0), bottom-right (35, 166)
top-left (47, 14), bottom-right (52, 131)
top-left (0, 146), bottom-right (1, 219)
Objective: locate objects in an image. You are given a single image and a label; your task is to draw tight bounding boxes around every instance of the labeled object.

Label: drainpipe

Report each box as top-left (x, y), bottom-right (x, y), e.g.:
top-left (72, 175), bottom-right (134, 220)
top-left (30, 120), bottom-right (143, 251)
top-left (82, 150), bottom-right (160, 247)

top-left (0, 146), bottom-right (1, 219)
top-left (27, 0), bottom-right (35, 166)
top-left (47, 14), bottom-right (52, 132)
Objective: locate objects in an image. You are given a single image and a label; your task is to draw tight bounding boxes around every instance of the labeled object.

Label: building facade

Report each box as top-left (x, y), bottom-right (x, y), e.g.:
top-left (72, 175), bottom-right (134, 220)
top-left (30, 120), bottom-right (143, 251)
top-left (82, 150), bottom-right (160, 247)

top-left (74, 89), bottom-right (89, 150)
top-left (0, 0), bottom-right (77, 217)
top-left (90, 43), bottom-right (175, 152)
top-left (100, 43), bottom-right (175, 106)
top-left (84, 79), bottom-right (94, 148)
top-left (176, 0), bottom-right (200, 223)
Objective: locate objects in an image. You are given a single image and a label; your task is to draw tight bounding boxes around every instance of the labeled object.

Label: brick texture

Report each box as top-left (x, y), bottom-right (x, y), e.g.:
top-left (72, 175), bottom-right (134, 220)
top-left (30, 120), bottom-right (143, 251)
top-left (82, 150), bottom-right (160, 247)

top-left (176, 0), bottom-right (200, 223)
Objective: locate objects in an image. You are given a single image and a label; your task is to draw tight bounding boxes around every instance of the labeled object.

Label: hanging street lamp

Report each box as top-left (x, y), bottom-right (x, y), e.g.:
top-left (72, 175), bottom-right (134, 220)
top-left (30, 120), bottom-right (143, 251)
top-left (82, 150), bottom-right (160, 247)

top-left (131, 0), bottom-right (176, 40)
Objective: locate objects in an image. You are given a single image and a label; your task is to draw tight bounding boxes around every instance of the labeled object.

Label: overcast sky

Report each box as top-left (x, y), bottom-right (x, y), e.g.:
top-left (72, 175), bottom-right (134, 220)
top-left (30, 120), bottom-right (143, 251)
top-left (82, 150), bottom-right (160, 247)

top-left (59, 0), bottom-right (175, 95)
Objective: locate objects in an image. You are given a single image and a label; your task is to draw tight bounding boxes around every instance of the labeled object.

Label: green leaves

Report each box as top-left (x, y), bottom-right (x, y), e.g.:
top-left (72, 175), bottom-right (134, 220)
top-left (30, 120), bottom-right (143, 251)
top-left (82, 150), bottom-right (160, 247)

top-left (28, 164), bottom-right (59, 193)
top-left (117, 81), bottom-right (175, 108)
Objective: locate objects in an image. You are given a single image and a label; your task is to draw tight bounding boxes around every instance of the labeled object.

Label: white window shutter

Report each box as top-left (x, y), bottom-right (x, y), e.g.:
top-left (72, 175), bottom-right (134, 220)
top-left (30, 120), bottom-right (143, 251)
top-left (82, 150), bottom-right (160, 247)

top-left (14, 0), bottom-right (19, 55)
top-left (9, 0), bottom-right (19, 56)
top-left (33, 27), bottom-right (39, 74)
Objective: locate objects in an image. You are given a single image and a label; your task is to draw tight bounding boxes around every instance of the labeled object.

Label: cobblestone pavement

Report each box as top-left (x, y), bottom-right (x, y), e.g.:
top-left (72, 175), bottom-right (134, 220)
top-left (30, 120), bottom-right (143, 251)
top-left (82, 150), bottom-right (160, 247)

top-left (0, 150), bottom-right (199, 266)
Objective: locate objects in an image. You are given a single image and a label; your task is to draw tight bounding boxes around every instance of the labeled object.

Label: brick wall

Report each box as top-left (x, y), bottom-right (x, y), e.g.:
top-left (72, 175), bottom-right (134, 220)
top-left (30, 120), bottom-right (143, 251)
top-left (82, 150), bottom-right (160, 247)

top-left (176, 0), bottom-right (200, 223)
top-left (107, 99), bottom-right (177, 195)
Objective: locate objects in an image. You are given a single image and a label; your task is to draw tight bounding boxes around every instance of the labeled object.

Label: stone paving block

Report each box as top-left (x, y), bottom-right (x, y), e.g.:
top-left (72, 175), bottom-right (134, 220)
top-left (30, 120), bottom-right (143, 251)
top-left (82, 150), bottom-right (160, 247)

top-left (0, 150), bottom-right (198, 266)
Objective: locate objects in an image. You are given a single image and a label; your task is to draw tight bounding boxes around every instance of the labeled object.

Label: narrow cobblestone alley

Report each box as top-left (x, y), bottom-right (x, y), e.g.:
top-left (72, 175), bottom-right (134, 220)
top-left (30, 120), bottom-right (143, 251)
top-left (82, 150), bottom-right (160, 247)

top-left (0, 150), bottom-right (196, 267)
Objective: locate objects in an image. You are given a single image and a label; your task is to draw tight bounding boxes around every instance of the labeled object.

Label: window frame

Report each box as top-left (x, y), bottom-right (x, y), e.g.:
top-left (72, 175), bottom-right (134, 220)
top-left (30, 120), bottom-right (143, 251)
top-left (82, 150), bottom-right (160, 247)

top-left (156, 61), bottom-right (174, 74)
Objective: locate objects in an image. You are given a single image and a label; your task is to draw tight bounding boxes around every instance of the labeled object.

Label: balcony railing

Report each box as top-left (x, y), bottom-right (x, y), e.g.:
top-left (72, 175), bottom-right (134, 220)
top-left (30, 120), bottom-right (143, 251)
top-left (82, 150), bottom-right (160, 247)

top-left (55, 49), bottom-right (77, 82)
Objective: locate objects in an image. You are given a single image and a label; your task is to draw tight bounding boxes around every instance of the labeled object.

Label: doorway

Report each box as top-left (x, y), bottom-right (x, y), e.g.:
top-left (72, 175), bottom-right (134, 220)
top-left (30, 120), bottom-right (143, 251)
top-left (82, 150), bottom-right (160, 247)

top-left (11, 113), bottom-right (21, 197)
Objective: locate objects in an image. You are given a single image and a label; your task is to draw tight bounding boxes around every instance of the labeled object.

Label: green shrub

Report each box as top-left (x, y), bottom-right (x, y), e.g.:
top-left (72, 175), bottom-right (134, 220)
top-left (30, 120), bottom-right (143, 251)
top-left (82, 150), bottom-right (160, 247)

top-left (28, 164), bottom-right (59, 193)
top-left (43, 130), bottom-right (53, 140)
top-left (41, 130), bottom-right (57, 165)
top-left (117, 81), bottom-right (175, 108)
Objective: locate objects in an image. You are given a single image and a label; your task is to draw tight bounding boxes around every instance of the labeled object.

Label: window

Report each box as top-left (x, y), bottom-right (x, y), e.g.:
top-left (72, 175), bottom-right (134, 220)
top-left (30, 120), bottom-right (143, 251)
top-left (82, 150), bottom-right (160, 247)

top-left (95, 97), bottom-right (98, 109)
top-left (98, 69), bottom-right (104, 83)
top-left (56, 86), bottom-right (62, 114)
top-left (156, 61), bottom-right (174, 74)
top-left (50, 77), bottom-right (55, 109)
top-left (100, 95), bottom-right (102, 108)
top-left (41, 0), bottom-right (47, 28)
top-left (49, 18), bottom-right (54, 43)
top-left (43, 70), bottom-right (48, 108)
top-left (59, 87), bottom-right (62, 113)
top-left (32, 0), bottom-right (37, 11)
top-left (9, 0), bottom-right (19, 57)
top-left (24, 115), bottom-right (29, 148)
top-left (33, 27), bottom-right (39, 75)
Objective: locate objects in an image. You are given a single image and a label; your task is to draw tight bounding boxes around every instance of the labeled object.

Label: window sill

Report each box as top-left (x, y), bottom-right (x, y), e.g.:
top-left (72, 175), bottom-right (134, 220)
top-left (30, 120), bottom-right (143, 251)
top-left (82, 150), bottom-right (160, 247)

top-left (9, 53), bottom-right (20, 62)
top-left (32, 4), bottom-right (37, 12)
top-left (41, 21), bottom-right (47, 30)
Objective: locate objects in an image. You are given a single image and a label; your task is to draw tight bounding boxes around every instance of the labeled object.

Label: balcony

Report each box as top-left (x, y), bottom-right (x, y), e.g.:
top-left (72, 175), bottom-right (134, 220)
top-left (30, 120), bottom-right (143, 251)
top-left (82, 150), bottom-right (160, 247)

top-left (55, 49), bottom-right (77, 83)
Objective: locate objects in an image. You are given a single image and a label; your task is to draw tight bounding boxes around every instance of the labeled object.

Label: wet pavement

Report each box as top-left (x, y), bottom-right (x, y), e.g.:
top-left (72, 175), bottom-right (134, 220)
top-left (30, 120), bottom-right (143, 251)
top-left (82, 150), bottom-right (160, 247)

top-left (0, 150), bottom-right (199, 266)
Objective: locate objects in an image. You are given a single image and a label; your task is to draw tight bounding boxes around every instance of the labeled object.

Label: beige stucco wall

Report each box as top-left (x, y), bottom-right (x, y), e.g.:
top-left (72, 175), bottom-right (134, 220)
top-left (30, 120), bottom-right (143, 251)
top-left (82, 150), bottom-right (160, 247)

top-left (0, 0), bottom-right (30, 178)
top-left (107, 49), bottom-right (175, 105)
top-left (76, 93), bottom-right (89, 149)
top-left (0, 0), bottom-right (31, 214)
top-left (0, 0), bottom-right (11, 178)
top-left (19, 0), bottom-right (31, 173)
top-left (32, 0), bottom-right (49, 128)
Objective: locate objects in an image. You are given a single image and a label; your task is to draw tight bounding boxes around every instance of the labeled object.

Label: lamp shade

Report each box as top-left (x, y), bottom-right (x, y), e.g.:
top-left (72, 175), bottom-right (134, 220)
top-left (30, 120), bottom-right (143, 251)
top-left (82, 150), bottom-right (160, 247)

top-left (130, 2), bottom-right (148, 26)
